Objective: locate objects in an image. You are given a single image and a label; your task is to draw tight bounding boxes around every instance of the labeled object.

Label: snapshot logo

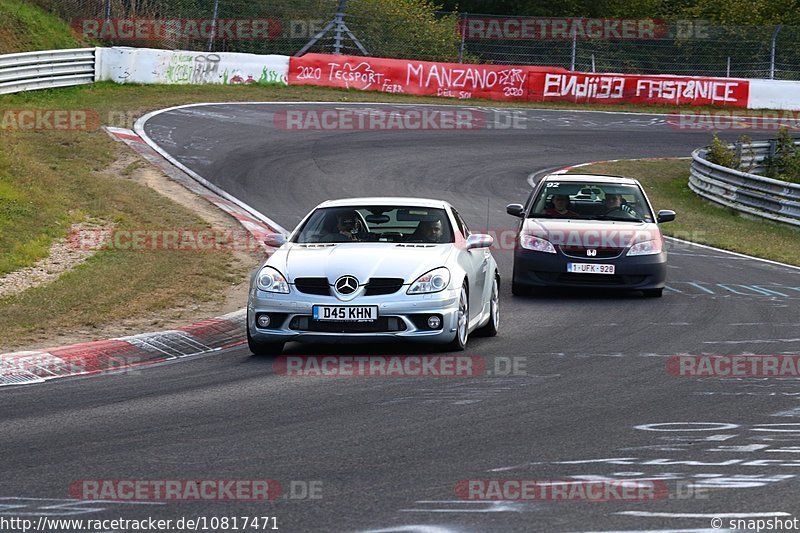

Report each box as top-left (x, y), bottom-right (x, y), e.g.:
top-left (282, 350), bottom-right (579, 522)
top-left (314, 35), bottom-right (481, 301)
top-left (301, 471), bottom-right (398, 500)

top-left (668, 110), bottom-right (800, 131)
top-left (73, 18), bottom-right (282, 41)
top-left (454, 479), bottom-right (675, 501)
top-left (68, 479), bottom-right (321, 501)
top-left (273, 108), bottom-right (529, 131)
top-left (0, 109), bottom-right (101, 131)
top-left (68, 228), bottom-right (266, 252)
top-left (459, 17), bottom-right (668, 40)
top-left (668, 355), bottom-right (800, 377)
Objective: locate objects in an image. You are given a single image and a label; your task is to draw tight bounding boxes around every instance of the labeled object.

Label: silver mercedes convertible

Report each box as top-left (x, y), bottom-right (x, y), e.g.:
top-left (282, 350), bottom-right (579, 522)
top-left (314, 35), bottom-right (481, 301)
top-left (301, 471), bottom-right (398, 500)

top-left (247, 198), bottom-right (500, 355)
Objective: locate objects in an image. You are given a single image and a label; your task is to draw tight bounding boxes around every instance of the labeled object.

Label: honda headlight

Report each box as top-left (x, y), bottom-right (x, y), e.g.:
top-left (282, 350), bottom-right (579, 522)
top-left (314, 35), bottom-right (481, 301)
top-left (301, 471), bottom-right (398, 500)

top-left (519, 233), bottom-right (556, 254)
top-left (627, 239), bottom-right (663, 256)
top-left (256, 266), bottom-right (290, 293)
top-left (407, 267), bottom-right (450, 295)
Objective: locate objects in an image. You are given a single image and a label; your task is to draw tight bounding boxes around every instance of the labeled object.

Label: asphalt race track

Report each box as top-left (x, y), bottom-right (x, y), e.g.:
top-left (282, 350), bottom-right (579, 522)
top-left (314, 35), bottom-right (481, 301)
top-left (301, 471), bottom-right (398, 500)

top-left (3, 104), bottom-right (800, 532)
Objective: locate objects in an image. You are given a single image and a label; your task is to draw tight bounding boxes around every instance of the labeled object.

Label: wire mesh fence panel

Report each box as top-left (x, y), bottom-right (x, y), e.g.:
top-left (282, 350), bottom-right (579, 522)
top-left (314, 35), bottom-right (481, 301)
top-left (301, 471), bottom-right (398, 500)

top-left (24, 0), bottom-right (800, 80)
top-left (456, 14), bottom-right (787, 79)
top-left (776, 25), bottom-right (800, 80)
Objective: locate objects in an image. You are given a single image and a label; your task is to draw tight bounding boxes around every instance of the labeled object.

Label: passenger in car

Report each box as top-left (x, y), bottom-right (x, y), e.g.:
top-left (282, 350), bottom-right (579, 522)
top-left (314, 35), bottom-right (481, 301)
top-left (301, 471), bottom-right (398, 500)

top-left (604, 194), bottom-right (638, 217)
top-left (544, 194), bottom-right (579, 217)
top-left (323, 212), bottom-right (362, 242)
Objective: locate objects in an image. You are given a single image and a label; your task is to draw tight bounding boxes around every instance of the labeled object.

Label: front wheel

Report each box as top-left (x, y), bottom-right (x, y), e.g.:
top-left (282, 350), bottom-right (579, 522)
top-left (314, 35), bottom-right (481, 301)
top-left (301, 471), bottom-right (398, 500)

top-left (447, 284), bottom-right (469, 351)
top-left (475, 276), bottom-right (499, 337)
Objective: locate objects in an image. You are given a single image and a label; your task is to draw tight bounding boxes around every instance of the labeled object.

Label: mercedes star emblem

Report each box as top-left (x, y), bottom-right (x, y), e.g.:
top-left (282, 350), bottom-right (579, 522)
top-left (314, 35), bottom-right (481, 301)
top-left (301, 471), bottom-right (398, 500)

top-left (335, 275), bottom-right (359, 295)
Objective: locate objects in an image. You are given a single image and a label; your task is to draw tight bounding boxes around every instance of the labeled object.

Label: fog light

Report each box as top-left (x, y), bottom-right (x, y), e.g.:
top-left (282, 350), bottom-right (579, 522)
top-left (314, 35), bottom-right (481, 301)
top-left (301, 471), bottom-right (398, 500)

top-left (427, 316), bottom-right (441, 329)
top-left (257, 314), bottom-right (271, 328)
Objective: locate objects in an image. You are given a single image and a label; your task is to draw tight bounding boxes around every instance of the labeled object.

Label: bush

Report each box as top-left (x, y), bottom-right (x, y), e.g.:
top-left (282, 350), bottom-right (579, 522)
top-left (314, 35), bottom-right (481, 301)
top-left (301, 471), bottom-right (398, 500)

top-left (764, 127), bottom-right (800, 183)
top-left (346, 0), bottom-right (462, 61)
top-left (706, 133), bottom-right (739, 169)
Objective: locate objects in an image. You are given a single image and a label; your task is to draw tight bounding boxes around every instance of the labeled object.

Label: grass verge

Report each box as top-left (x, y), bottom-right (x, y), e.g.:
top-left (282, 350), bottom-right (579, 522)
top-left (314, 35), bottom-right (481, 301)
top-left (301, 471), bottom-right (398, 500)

top-left (568, 159), bottom-right (800, 266)
top-left (0, 0), bottom-right (85, 53)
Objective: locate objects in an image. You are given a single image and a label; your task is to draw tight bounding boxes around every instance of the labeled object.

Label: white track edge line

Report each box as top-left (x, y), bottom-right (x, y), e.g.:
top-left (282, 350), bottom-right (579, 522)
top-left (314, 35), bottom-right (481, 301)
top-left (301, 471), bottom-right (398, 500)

top-left (133, 106), bottom-right (289, 235)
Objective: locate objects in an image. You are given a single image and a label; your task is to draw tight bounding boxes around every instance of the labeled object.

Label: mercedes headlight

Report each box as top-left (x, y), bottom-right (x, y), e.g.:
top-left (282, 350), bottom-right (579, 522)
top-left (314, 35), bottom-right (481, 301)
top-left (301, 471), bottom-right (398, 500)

top-left (407, 267), bottom-right (450, 295)
top-left (256, 266), bottom-right (290, 293)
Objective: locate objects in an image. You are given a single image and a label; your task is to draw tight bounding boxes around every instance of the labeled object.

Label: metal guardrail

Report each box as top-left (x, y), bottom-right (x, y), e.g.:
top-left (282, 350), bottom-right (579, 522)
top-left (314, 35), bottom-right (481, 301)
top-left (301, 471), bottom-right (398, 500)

top-left (0, 48), bottom-right (96, 95)
top-left (689, 140), bottom-right (800, 227)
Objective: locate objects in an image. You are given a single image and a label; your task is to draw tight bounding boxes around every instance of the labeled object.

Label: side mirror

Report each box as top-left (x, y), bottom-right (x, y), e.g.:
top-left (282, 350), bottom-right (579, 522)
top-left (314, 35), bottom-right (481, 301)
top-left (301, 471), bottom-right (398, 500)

top-left (657, 210), bottom-right (676, 223)
top-left (263, 233), bottom-right (287, 248)
top-left (466, 233), bottom-right (494, 250)
top-left (506, 203), bottom-right (524, 217)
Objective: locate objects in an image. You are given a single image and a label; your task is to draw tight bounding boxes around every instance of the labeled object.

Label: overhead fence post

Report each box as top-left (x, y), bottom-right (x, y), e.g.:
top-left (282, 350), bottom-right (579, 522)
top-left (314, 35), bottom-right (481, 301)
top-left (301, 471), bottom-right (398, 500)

top-left (570, 18), bottom-right (579, 71)
top-left (458, 12), bottom-right (468, 64)
top-left (333, 0), bottom-right (346, 55)
top-left (207, 0), bottom-right (220, 53)
top-left (770, 24), bottom-right (782, 79)
top-left (296, 0), bottom-right (367, 57)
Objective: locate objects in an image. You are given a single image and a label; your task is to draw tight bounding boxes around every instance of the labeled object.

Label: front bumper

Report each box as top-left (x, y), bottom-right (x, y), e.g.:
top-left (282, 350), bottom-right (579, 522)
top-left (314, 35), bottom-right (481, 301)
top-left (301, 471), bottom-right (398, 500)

top-left (247, 287), bottom-right (461, 345)
top-left (512, 248), bottom-right (667, 290)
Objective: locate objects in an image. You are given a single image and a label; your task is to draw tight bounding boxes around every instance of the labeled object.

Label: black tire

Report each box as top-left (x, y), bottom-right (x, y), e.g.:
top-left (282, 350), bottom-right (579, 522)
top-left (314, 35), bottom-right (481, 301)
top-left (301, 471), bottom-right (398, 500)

top-left (643, 288), bottom-right (663, 298)
top-left (475, 276), bottom-right (499, 337)
top-left (447, 284), bottom-right (469, 351)
top-left (247, 326), bottom-right (284, 356)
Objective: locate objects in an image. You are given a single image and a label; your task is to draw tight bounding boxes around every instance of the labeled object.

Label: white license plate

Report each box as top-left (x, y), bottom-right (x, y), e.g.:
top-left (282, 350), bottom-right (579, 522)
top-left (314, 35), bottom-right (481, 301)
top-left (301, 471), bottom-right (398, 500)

top-left (312, 305), bottom-right (378, 322)
top-left (567, 263), bottom-right (615, 274)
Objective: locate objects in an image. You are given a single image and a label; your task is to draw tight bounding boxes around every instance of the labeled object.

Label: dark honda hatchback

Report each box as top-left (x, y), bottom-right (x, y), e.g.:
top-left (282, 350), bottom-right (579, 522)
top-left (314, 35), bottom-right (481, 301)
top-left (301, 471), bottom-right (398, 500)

top-left (507, 174), bottom-right (676, 297)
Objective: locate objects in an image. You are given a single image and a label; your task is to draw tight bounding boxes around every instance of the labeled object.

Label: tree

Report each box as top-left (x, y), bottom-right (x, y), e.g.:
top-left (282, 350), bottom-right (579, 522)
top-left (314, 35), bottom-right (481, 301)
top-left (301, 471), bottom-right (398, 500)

top-left (345, 0), bottom-right (462, 61)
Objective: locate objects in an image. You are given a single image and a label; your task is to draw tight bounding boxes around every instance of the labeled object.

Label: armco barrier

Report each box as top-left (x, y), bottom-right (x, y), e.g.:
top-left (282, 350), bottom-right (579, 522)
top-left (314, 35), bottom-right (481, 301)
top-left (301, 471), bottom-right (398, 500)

top-left (0, 48), bottom-right (95, 94)
top-left (689, 141), bottom-right (800, 227)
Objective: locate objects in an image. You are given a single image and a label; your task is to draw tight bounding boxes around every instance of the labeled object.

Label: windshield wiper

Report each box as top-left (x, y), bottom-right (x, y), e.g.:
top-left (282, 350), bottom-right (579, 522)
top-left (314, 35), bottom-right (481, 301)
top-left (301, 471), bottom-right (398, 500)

top-left (593, 215), bottom-right (645, 222)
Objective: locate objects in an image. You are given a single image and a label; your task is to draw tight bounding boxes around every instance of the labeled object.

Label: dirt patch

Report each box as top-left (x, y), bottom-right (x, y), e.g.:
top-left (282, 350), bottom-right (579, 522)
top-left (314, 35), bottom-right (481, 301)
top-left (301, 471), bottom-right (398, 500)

top-left (3, 146), bottom-right (264, 352)
top-left (0, 218), bottom-right (112, 298)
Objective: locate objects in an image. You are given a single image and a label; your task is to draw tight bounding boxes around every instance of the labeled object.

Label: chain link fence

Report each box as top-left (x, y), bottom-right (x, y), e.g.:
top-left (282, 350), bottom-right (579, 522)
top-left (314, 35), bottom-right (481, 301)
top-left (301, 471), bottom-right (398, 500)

top-left (28, 0), bottom-right (800, 80)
